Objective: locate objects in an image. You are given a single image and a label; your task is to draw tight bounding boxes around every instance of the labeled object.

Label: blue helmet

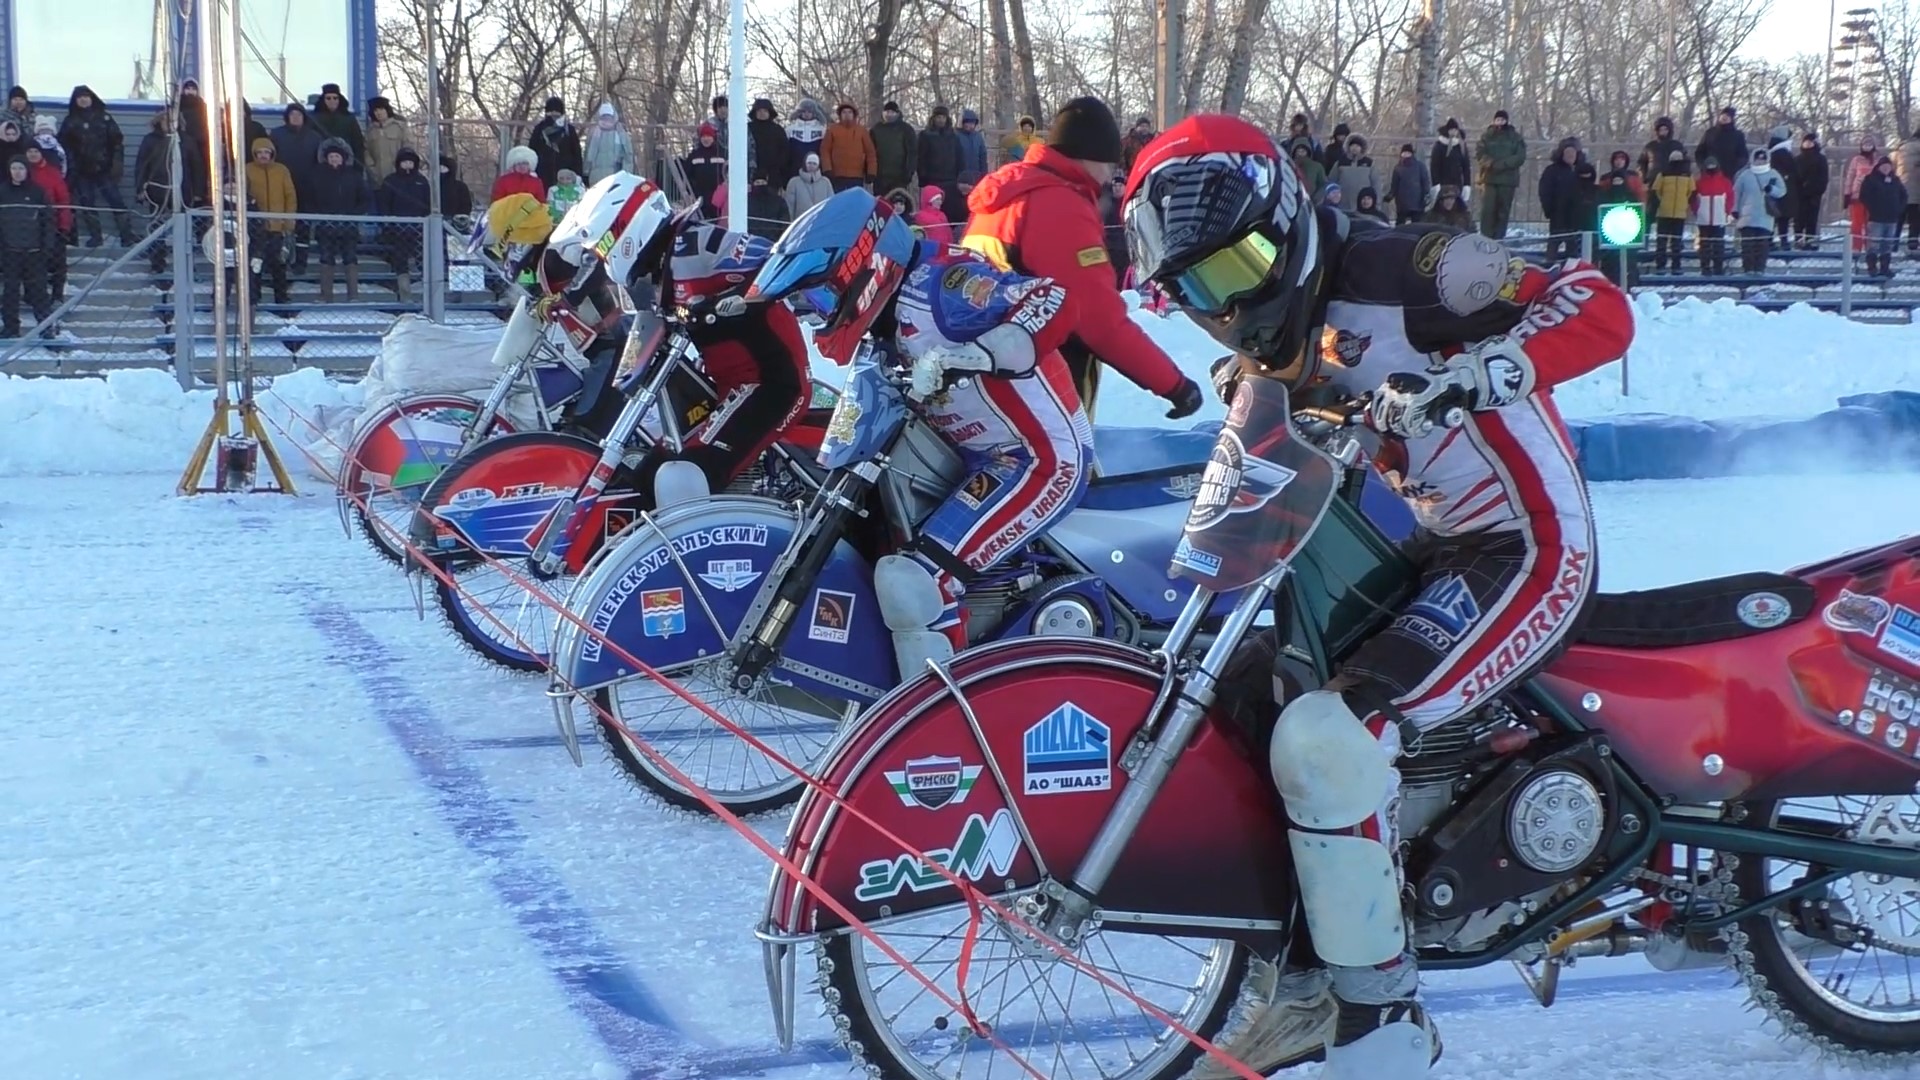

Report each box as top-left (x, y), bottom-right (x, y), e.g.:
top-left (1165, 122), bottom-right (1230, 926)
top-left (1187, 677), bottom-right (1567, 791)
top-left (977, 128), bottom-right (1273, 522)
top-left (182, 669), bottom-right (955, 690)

top-left (750, 189), bottom-right (918, 364)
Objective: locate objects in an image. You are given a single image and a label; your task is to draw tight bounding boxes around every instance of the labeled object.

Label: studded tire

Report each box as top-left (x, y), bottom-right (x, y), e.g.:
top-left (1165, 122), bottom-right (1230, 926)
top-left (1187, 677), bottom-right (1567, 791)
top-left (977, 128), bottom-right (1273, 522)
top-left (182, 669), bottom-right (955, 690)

top-left (1730, 799), bottom-right (1920, 1059)
top-left (816, 930), bottom-right (1259, 1080)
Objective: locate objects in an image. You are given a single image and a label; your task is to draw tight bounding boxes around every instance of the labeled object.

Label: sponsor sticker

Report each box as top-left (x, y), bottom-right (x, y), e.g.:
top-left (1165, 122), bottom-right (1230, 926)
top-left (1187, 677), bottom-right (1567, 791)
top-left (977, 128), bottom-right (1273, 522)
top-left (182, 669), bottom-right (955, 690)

top-left (956, 470), bottom-right (1004, 510)
top-left (1320, 327), bottom-right (1371, 368)
top-left (1406, 575), bottom-right (1481, 642)
top-left (579, 525), bottom-right (771, 661)
top-left (640, 588), bottom-right (685, 638)
top-left (1878, 606), bottom-right (1920, 669)
top-left (962, 275), bottom-right (996, 308)
top-left (883, 755), bottom-right (984, 809)
top-left (942, 265), bottom-right (971, 291)
top-left (699, 558), bottom-right (761, 592)
top-left (1841, 668), bottom-right (1920, 754)
top-left (1163, 472), bottom-right (1202, 500)
top-left (808, 588), bottom-right (856, 644)
top-left (853, 809), bottom-right (1020, 902)
top-left (824, 398), bottom-right (862, 447)
top-left (1170, 536), bottom-right (1222, 576)
top-left (1187, 432), bottom-right (1296, 532)
top-left (1825, 589), bottom-right (1892, 637)
top-left (1076, 246), bottom-right (1109, 267)
top-left (1736, 591), bottom-right (1793, 630)
top-left (1022, 702), bottom-right (1112, 795)
top-left (602, 506), bottom-right (637, 538)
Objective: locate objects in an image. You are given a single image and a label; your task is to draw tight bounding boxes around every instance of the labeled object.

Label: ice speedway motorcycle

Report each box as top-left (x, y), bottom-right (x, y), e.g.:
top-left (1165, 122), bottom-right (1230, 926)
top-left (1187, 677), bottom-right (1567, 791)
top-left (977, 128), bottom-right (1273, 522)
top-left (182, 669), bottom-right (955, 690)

top-left (758, 375), bottom-right (1920, 1079)
top-left (407, 293), bottom-right (841, 674)
top-left (545, 347), bottom-right (1413, 817)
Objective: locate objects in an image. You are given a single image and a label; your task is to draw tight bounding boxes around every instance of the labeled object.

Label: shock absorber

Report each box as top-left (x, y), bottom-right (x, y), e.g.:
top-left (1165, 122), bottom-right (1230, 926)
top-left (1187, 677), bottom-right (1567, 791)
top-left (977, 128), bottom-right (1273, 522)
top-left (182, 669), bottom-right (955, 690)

top-left (730, 462), bottom-right (879, 685)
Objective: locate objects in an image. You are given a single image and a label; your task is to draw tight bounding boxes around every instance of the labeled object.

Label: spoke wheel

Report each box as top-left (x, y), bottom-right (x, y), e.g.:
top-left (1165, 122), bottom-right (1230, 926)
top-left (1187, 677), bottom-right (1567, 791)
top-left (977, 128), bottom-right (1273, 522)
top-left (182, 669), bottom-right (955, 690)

top-left (1732, 795), bottom-right (1920, 1058)
top-left (354, 483), bottom-right (425, 565)
top-left (594, 660), bottom-right (852, 816)
top-left (435, 560), bottom-right (572, 673)
top-left (819, 903), bottom-right (1251, 1080)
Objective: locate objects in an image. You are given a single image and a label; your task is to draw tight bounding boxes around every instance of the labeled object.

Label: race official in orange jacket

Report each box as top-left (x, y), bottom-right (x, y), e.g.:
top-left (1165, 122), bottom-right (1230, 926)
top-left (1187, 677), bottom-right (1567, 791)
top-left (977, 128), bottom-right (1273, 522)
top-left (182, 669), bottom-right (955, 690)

top-left (961, 97), bottom-right (1189, 419)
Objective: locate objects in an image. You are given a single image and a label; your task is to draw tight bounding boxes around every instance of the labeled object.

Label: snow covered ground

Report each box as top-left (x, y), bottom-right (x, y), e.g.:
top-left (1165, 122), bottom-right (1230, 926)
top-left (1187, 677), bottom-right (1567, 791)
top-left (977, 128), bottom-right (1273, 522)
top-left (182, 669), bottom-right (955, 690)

top-left (9, 297), bottom-right (1920, 1079)
top-left (5, 471), bottom-right (1919, 1080)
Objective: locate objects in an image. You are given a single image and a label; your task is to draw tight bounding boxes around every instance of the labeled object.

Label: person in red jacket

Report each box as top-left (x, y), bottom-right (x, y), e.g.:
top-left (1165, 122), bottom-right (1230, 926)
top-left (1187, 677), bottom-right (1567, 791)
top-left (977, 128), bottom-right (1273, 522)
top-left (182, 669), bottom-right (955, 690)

top-left (1124, 114), bottom-right (1634, 1079)
top-left (490, 145), bottom-right (547, 203)
top-left (24, 143), bottom-right (70, 302)
top-left (962, 96), bottom-right (1194, 421)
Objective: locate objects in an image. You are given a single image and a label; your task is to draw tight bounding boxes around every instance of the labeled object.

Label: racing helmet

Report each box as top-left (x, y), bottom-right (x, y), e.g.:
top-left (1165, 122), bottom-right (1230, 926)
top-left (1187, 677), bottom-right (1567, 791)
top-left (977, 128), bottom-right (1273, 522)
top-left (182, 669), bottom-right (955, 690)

top-left (1123, 113), bottom-right (1325, 383)
top-left (748, 188), bottom-right (918, 365)
top-left (540, 171), bottom-right (674, 294)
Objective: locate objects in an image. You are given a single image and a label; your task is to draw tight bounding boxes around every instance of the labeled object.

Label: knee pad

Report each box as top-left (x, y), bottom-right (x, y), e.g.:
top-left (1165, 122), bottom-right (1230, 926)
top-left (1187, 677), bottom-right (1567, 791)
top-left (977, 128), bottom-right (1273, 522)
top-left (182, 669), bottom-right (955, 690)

top-left (1269, 690), bottom-right (1394, 831)
top-left (874, 554), bottom-right (945, 631)
top-left (652, 459), bottom-right (709, 510)
top-left (1287, 831), bottom-right (1406, 968)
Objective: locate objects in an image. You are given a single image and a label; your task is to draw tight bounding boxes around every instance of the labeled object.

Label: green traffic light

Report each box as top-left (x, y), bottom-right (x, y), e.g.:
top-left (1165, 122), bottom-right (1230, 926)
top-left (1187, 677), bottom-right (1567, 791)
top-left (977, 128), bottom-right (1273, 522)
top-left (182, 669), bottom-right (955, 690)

top-left (1600, 203), bottom-right (1645, 247)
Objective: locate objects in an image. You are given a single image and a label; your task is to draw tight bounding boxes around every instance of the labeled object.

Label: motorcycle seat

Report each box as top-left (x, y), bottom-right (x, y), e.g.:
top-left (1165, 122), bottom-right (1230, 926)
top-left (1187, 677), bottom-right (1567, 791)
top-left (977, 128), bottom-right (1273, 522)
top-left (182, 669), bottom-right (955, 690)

top-left (1082, 425), bottom-right (1216, 510)
top-left (1575, 570), bottom-right (1815, 649)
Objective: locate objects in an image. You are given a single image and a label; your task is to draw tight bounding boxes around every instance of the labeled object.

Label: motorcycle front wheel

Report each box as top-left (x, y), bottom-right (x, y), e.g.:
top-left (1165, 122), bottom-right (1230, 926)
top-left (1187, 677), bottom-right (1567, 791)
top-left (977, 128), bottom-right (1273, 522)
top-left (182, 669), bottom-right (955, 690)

top-left (818, 903), bottom-right (1258, 1080)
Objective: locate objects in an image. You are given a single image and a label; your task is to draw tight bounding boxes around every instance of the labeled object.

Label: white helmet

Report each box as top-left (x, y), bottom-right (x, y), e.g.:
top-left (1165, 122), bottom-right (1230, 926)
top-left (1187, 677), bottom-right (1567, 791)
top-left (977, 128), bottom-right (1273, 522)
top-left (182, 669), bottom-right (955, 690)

top-left (545, 171), bottom-right (674, 289)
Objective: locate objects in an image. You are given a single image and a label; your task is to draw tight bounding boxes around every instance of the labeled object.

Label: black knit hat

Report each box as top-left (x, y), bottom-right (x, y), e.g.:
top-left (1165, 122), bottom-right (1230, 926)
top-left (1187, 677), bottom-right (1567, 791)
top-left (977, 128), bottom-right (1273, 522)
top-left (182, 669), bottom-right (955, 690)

top-left (1047, 96), bottom-right (1123, 164)
top-left (545, 96), bottom-right (565, 113)
top-left (1494, 109), bottom-right (1510, 121)
top-left (883, 101), bottom-right (900, 113)
top-left (320, 83), bottom-right (341, 96)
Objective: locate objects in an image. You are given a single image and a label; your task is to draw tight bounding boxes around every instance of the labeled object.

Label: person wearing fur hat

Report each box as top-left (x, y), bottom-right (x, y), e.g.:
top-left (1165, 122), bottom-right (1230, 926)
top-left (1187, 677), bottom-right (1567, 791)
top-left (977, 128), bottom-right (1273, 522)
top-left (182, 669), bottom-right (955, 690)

top-left (784, 151), bottom-right (832, 216)
top-left (916, 105), bottom-right (963, 216)
top-left (244, 137), bottom-right (297, 303)
top-left (1428, 184), bottom-right (1473, 229)
top-left (961, 95), bottom-right (1195, 420)
top-left (1000, 114), bottom-right (1038, 165)
top-left (1475, 108), bottom-right (1526, 238)
top-left (364, 96), bottom-right (411, 183)
top-left (870, 101), bottom-right (915, 195)
top-left (310, 138), bottom-right (374, 299)
top-left (2, 86), bottom-right (32, 132)
top-left (0, 154), bottom-right (54, 337)
top-left (271, 102), bottom-right (325, 269)
top-left (1387, 142), bottom-right (1431, 224)
top-left (821, 102), bottom-right (877, 191)
top-left (58, 85), bottom-right (135, 246)
top-left (745, 98), bottom-right (788, 187)
top-left (378, 147), bottom-right (432, 300)
top-left (1429, 118), bottom-right (1471, 201)
top-left (527, 96), bottom-right (583, 189)
top-left (491, 144), bottom-right (546, 203)
top-left (309, 83), bottom-right (365, 166)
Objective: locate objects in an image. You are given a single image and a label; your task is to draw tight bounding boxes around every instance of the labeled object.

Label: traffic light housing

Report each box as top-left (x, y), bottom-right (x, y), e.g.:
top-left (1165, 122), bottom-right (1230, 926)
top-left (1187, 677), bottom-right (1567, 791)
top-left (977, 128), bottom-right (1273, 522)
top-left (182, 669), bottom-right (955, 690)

top-left (1599, 202), bottom-right (1647, 248)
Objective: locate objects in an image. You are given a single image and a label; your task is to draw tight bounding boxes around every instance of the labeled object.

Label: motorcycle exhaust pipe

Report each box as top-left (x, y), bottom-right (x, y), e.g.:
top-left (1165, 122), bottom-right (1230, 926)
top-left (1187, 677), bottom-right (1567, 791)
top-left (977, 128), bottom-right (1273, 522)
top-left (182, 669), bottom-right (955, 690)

top-left (1644, 928), bottom-right (1731, 971)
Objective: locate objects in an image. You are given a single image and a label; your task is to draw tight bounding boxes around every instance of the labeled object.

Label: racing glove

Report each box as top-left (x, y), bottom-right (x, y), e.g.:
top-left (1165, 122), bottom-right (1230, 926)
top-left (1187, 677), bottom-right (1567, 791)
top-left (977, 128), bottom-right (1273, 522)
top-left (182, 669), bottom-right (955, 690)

top-left (910, 342), bottom-right (994, 398)
top-left (1164, 376), bottom-right (1205, 419)
top-left (1367, 337), bottom-right (1537, 439)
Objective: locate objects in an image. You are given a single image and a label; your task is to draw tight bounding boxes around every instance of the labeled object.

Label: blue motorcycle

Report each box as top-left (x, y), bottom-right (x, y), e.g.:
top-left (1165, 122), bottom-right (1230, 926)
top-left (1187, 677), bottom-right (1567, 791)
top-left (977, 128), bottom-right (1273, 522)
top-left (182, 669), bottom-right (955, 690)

top-left (545, 346), bottom-right (1284, 816)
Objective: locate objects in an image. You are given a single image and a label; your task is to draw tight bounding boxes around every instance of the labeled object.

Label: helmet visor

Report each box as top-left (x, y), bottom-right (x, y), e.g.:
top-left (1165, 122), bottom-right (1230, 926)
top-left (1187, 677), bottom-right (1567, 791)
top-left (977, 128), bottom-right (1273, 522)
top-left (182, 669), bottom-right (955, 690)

top-left (1168, 229), bottom-right (1279, 316)
top-left (750, 247), bottom-right (833, 302)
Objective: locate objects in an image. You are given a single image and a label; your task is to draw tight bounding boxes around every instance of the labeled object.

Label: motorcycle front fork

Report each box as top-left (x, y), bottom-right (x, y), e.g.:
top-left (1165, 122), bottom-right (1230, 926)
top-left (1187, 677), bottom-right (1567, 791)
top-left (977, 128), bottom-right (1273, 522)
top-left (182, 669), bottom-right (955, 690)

top-left (728, 464), bottom-right (879, 687)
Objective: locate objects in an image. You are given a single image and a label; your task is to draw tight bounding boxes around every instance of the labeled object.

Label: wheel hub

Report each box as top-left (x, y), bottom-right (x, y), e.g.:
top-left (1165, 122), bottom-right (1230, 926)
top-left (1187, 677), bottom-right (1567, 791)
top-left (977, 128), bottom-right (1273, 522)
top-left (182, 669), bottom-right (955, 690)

top-left (1846, 797), bottom-right (1920, 953)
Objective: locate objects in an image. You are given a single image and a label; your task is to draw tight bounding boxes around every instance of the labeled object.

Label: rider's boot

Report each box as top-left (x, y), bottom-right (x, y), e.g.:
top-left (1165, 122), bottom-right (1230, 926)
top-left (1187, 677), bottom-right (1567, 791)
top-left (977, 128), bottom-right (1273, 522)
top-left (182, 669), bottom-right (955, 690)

top-left (1187, 963), bottom-right (1337, 1079)
top-left (875, 554), bottom-right (964, 676)
top-left (1268, 689), bottom-right (1437, 1080)
top-left (653, 459), bottom-right (710, 510)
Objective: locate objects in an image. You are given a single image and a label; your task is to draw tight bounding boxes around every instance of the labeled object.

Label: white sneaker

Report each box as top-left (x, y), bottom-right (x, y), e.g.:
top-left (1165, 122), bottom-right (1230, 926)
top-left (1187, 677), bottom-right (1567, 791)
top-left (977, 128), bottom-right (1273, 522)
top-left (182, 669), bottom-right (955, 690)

top-left (1320, 1000), bottom-right (1440, 1080)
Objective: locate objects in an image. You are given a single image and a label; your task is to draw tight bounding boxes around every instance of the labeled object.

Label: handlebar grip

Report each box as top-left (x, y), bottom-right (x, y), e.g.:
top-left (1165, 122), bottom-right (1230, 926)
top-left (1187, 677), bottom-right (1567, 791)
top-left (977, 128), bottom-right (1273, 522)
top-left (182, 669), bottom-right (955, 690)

top-left (1427, 387), bottom-right (1471, 430)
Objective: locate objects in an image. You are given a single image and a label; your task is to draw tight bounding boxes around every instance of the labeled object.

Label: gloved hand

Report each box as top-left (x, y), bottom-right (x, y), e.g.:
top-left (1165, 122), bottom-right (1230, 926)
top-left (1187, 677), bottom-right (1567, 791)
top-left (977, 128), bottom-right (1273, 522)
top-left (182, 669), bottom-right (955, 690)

top-left (910, 342), bottom-right (993, 398)
top-left (531, 292), bottom-right (563, 322)
top-left (1366, 337), bottom-right (1536, 439)
top-left (1164, 375), bottom-right (1205, 419)
top-left (1209, 355), bottom-right (1243, 405)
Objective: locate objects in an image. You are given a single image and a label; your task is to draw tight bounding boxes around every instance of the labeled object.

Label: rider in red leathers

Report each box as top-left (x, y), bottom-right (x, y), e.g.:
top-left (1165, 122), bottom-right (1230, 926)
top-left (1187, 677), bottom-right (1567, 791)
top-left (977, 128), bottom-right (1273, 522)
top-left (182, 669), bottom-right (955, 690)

top-left (1122, 114), bottom-right (1634, 1078)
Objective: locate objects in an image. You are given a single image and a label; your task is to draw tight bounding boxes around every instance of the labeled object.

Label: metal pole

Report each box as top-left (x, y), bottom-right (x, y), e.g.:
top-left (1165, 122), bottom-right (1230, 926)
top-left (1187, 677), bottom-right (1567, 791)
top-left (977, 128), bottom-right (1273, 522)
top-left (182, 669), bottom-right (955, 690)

top-left (726, 0), bottom-right (746, 233)
top-left (1660, 0), bottom-right (1674, 120)
top-left (196, 0), bottom-right (229, 406)
top-left (220, 0), bottom-right (255, 400)
top-left (423, 0), bottom-right (446, 321)
top-left (162, 1), bottom-right (194, 390)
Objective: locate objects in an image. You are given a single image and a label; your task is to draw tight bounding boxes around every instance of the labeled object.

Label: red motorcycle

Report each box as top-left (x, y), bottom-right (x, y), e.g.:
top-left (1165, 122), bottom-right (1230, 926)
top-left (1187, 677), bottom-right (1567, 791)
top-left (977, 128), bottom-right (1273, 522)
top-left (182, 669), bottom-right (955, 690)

top-left (757, 376), bottom-right (1920, 1080)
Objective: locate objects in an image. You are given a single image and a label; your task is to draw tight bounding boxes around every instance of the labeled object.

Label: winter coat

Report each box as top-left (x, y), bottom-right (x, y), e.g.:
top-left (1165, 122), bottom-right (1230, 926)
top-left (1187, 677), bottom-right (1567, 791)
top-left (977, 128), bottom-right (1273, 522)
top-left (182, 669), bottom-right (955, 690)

top-left (310, 94), bottom-right (365, 165)
top-left (746, 186), bottom-right (789, 241)
top-left (684, 137), bottom-right (725, 200)
top-left (491, 169), bottom-right (545, 203)
top-left (1123, 127), bottom-right (1156, 174)
top-left (871, 115), bottom-right (916, 188)
top-left (1001, 123), bottom-right (1039, 166)
top-left (309, 138), bottom-right (374, 216)
top-left (1693, 169), bottom-right (1734, 227)
top-left (785, 100), bottom-right (827, 175)
top-left (134, 126), bottom-right (175, 210)
top-left (1476, 123), bottom-right (1527, 188)
top-left (784, 168), bottom-right (833, 217)
top-left (746, 102), bottom-right (788, 187)
top-left (1598, 166), bottom-right (1645, 205)
top-left (960, 144), bottom-right (1186, 396)
top-left (1650, 168), bottom-right (1695, 220)
top-left (1429, 136), bottom-right (1471, 189)
top-left (955, 112), bottom-right (989, 186)
top-left (1696, 120), bottom-right (1749, 177)
top-left (1279, 130), bottom-right (1321, 163)
top-left (174, 93), bottom-right (210, 206)
top-left (271, 105), bottom-right (327, 205)
top-left (244, 138), bottom-right (298, 231)
top-left (1101, 188), bottom-right (1129, 269)
top-left (821, 117), bottom-right (877, 181)
top-left (1291, 153), bottom-right (1328, 200)
top-left (918, 110), bottom-right (963, 186)
top-left (0, 173), bottom-right (54, 251)
top-left (438, 156), bottom-right (475, 218)
top-left (584, 104), bottom-right (633, 182)
top-left (1388, 156), bottom-right (1431, 213)
top-left (1638, 121), bottom-right (1685, 185)
top-left (1568, 164), bottom-right (1602, 234)
top-left (1844, 150), bottom-right (1879, 205)
top-left (1859, 169), bottom-right (1908, 223)
top-left (28, 159), bottom-right (71, 235)
top-left (364, 109), bottom-right (411, 184)
top-left (1320, 124), bottom-right (1352, 174)
top-left (1538, 142), bottom-right (1584, 229)
top-left (912, 184), bottom-right (954, 243)
top-left (378, 155), bottom-right (434, 219)
top-left (528, 115), bottom-right (585, 189)
top-left (55, 86), bottom-right (122, 179)
top-left (1332, 141), bottom-right (1377, 203)
top-left (1352, 189), bottom-right (1388, 223)
top-left (549, 180), bottom-right (582, 223)
top-left (1900, 137), bottom-right (1920, 206)
top-left (1428, 187), bottom-right (1473, 229)
top-left (1795, 146), bottom-right (1830, 209)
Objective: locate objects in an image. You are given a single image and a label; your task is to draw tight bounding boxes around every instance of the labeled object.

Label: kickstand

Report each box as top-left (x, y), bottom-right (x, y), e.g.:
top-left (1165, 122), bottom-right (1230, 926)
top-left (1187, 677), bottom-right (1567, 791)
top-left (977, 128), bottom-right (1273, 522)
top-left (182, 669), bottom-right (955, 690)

top-left (1512, 955), bottom-right (1563, 1008)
